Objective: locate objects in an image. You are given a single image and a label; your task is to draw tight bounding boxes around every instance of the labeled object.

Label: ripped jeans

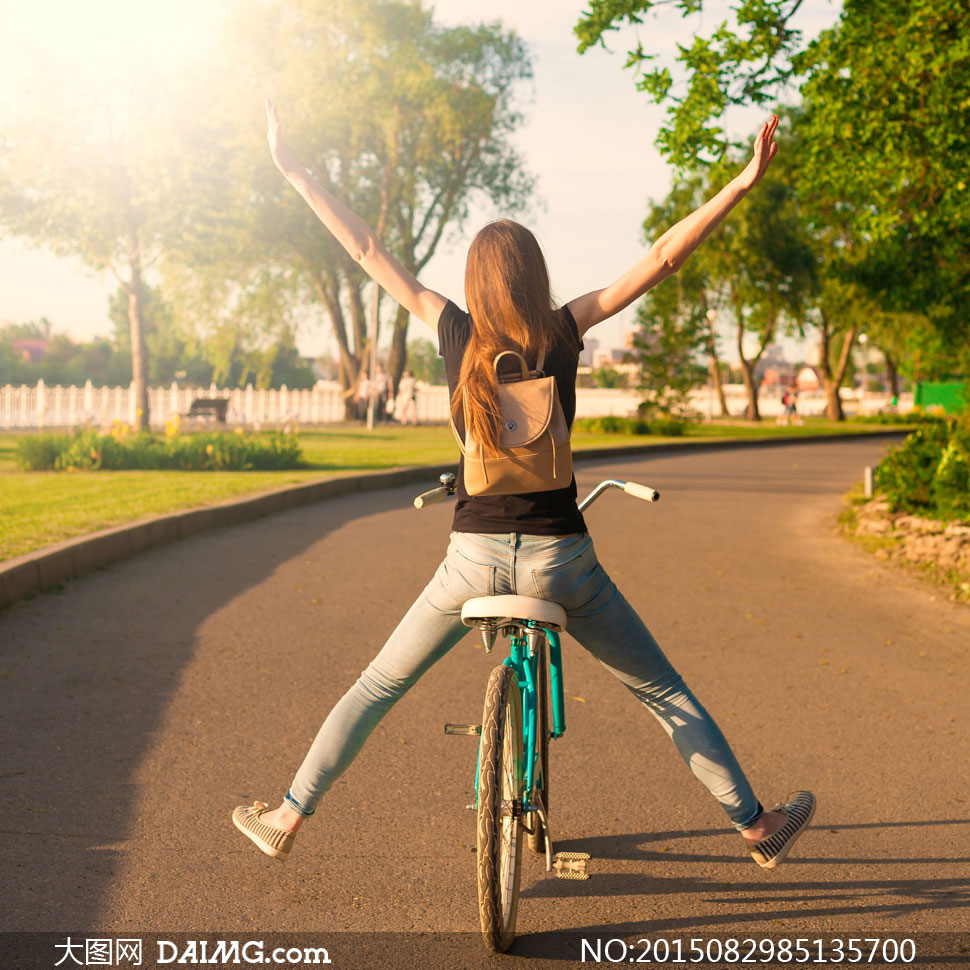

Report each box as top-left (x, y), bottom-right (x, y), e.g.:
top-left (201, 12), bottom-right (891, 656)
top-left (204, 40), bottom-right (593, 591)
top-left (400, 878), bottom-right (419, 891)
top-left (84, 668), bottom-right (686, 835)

top-left (285, 531), bottom-right (763, 830)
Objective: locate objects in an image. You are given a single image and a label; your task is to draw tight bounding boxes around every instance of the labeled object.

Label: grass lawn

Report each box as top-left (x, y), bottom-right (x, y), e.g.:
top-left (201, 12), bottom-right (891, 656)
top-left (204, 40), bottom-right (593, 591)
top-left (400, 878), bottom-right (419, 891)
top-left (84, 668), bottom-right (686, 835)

top-left (0, 418), bottom-right (910, 562)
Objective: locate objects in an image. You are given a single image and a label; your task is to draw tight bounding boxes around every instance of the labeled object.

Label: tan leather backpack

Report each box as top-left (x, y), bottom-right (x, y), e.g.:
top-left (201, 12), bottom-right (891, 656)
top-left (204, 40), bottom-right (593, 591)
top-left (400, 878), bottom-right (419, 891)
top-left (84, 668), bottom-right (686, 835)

top-left (451, 347), bottom-right (572, 496)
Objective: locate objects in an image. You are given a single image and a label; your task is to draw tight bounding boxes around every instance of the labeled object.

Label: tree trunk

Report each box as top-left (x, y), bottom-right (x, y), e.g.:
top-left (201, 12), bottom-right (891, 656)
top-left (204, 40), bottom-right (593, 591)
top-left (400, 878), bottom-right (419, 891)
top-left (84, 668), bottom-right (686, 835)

top-left (738, 357), bottom-right (761, 421)
top-left (884, 350), bottom-right (900, 398)
top-left (127, 279), bottom-right (149, 431)
top-left (123, 201), bottom-right (149, 431)
top-left (734, 297), bottom-right (763, 421)
top-left (820, 319), bottom-right (858, 422)
top-left (387, 305), bottom-right (410, 394)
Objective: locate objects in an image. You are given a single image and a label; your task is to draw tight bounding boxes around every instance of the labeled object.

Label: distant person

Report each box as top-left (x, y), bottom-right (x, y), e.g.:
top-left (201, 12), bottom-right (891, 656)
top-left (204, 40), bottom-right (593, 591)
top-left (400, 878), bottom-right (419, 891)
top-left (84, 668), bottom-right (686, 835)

top-left (777, 388), bottom-right (790, 425)
top-left (232, 101), bottom-right (815, 875)
top-left (355, 375), bottom-right (370, 422)
top-left (370, 364), bottom-right (392, 422)
top-left (785, 385), bottom-right (802, 425)
top-left (396, 370), bottom-right (418, 425)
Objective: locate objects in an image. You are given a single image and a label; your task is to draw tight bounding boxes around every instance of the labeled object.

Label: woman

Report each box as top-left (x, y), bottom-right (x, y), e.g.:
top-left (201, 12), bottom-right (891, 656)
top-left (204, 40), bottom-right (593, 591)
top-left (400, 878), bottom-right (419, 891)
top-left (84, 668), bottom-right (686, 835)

top-left (232, 101), bottom-right (814, 871)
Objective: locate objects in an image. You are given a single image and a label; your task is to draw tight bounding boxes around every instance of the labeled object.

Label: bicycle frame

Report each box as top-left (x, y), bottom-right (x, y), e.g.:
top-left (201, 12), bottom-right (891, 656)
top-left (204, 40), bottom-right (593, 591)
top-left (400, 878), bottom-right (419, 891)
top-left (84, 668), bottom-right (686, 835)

top-left (473, 621), bottom-right (565, 810)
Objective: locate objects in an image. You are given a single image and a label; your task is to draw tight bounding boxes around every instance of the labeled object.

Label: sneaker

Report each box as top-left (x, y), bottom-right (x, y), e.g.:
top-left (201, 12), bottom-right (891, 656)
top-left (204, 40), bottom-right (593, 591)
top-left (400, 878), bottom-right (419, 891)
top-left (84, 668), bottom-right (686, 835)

top-left (232, 801), bottom-right (296, 861)
top-left (749, 791), bottom-right (816, 870)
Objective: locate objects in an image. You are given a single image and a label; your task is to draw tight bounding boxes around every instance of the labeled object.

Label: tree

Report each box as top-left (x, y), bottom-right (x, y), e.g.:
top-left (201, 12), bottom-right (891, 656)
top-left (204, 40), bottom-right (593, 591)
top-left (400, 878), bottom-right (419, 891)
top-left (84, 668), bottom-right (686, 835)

top-left (108, 285), bottom-right (213, 386)
top-left (171, 0), bottom-right (533, 418)
top-left (592, 365), bottom-right (628, 389)
top-left (633, 316), bottom-right (706, 418)
top-left (576, 0), bottom-right (970, 354)
top-left (0, 320), bottom-right (131, 387)
top-left (576, 0), bottom-right (807, 167)
top-left (639, 153), bottom-right (813, 421)
top-left (405, 337), bottom-right (447, 385)
top-left (0, 52), bottom-right (201, 429)
top-left (639, 174), bottom-right (731, 416)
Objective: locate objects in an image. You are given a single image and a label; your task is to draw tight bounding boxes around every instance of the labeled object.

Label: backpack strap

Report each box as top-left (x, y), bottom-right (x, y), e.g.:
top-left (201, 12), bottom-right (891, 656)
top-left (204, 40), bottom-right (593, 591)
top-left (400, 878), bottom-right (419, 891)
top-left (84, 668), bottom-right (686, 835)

top-left (493, 345), bottom-right (549, 382)
top-left (493, 351), bottom-right (528, 382)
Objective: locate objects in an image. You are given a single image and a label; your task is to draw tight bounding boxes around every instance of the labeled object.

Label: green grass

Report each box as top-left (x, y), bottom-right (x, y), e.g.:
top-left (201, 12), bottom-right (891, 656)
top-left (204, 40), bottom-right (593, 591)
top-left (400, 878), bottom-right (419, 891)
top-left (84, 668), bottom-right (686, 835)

top-left (1, 419), bottom-right (910, 562)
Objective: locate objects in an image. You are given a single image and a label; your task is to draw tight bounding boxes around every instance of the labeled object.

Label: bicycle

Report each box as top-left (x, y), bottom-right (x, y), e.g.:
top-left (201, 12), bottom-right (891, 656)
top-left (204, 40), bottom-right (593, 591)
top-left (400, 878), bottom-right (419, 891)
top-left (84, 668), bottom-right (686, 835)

top-left (414, 472), bottom-right (660, 952)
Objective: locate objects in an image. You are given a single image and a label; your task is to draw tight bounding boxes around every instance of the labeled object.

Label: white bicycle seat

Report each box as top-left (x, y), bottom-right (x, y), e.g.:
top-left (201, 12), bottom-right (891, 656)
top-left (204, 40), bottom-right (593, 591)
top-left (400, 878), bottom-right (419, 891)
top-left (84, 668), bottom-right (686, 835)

top-left (461, 595), bottom-right (567, 632)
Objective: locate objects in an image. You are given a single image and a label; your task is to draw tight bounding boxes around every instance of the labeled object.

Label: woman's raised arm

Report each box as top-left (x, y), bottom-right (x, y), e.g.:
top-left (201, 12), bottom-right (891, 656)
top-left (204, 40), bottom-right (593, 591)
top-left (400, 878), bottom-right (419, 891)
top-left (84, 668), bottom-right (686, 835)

top-left (266, 99), bottom-right (447, 330)
top-left (566, 115), bottom-right (779, 336)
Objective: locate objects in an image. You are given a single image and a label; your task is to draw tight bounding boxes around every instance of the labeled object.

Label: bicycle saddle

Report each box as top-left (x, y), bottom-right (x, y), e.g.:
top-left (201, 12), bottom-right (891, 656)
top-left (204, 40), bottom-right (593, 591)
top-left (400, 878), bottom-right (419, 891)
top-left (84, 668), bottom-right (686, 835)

top-left (461, 595), bottom-right (567, 632)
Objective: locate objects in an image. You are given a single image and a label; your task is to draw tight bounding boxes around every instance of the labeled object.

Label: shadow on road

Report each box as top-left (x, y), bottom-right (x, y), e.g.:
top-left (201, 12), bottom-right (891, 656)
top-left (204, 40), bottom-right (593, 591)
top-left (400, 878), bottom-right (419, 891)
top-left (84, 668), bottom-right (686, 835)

top-left (518, 821), bottom-right (970, 930)
top-left (0, 487), bottom-right (408, 931)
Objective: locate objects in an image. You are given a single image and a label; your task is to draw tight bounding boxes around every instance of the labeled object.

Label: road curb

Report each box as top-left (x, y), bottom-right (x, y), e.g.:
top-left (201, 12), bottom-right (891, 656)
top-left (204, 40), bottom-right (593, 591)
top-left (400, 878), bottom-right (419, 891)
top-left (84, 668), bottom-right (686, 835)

top-left (1, 429), bottom-right (907, 610)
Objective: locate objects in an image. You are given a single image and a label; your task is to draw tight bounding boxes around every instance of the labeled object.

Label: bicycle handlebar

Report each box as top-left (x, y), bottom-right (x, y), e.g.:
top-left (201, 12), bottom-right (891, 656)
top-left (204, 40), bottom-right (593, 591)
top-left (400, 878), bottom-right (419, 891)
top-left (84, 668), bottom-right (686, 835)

top-left (413, 486), bottom-right (451, 509)
top-left (413, 473), bottom-right (659, 511)
top-left (623, 481), bottom-right (660, 503)
top-left (413, 472), bottom-right (458, 509)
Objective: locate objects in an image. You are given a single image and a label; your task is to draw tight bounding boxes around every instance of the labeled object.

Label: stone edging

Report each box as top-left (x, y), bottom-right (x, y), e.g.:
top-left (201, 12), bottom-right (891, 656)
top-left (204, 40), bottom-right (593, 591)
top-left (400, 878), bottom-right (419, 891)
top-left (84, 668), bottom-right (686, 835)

top-left (1, 429), bottom-right (907, 609)
top-left (847, 496), bottom-right (970, 596)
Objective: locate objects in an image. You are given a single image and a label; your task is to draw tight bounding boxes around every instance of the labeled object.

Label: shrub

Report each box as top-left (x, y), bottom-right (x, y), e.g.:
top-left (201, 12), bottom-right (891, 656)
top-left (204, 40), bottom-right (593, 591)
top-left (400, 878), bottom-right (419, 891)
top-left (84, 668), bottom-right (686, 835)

top-left (15, 430), bottom-right (303, 472)
top-left (931, 422), bottom-right (970, 519)
top-left (650, 417), bottom-right (687, 437)
top-left (850, 409), bottom-right (948, 426)
top-left (875, 416), bottom-right (970, 519)
top-left (15, 433), bottom-right (71, 471)
top-left (572, 415), bottom-right (688, 437)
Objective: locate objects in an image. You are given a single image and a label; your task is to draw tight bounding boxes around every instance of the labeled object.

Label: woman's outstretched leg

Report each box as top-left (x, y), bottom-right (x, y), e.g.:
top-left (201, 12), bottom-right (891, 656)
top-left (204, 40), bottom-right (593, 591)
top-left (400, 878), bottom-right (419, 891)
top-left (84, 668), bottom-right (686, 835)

top-left (563, 552), bottom-right (813, 865)
top-left (233, 581), bottom-right (468, 853)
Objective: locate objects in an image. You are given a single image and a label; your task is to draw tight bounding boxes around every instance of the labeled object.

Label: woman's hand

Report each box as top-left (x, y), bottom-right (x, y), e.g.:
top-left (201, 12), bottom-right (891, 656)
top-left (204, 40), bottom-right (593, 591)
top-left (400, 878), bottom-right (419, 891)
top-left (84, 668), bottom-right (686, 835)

top-left (265, 98), bottom-right (302, 177)
top-left (736, 114), bottom-right (779, 192)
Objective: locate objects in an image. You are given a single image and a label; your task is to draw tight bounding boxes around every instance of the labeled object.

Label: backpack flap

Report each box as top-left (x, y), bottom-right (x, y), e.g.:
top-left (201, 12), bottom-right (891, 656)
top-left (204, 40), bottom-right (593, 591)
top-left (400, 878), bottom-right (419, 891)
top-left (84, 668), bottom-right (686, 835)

top-left (496, 377), bottom-right (556, 447)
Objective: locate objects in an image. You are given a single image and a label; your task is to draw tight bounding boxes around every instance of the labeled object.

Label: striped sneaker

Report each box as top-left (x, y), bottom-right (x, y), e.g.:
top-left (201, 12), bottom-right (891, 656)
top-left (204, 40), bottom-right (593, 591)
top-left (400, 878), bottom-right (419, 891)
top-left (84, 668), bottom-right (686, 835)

top-left (749, 791), bottom-right (816, 870)
top-left (232, 801), bottom-right (296, 861)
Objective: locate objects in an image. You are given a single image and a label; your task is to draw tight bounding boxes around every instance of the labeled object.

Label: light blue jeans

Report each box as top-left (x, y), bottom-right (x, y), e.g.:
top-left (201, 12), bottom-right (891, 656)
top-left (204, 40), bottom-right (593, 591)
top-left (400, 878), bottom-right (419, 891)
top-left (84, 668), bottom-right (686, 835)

top-left (286, 532), bottom-right (763, 831)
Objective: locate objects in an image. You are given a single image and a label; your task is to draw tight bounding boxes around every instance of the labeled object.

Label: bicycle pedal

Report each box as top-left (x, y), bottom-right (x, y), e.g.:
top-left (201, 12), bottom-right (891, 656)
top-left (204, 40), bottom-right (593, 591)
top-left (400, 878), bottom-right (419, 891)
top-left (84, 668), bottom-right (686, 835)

top-left (553, 852), bottom-right (591, 880)
top-left (444, 724), bottom-right (482, 736)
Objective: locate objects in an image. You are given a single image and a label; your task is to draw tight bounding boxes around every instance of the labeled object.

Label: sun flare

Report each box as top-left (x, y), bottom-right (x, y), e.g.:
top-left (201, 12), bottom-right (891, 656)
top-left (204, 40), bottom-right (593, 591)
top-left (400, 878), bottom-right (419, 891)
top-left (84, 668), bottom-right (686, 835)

top-left (2, 0), bottom-right (226, 80)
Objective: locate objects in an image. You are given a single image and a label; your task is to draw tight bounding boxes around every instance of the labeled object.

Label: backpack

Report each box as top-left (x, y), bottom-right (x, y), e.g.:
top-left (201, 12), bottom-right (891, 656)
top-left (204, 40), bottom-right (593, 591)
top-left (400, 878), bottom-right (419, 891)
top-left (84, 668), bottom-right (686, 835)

top-left (450, 346), bottom-right (572, 497)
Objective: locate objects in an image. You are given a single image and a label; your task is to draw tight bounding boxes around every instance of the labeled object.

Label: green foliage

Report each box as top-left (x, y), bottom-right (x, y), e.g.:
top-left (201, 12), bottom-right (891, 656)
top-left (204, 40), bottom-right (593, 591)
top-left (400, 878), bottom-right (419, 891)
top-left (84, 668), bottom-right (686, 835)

top-left (14, 432), bottom-right (70, 471)
top-left (875, 417), bottom-right (970, 519)
top-left (1, 321), bottom-right (128, 387)
top-left (15, 430), bottom-right (303, 472)
top-left (575, 0), bottom-right (806, 166)
top-left (577, 0), bottom-right (970, 359)
top-left (405, 338), bottom-right (447, 385)
top-left (637, 159), bottom-right (814, 420)
top-left (850, 410), bottom-right (945, 427)
top-left (590, 365), bottom-right (627, 389)
top-left (573, 415), bottom-right (686, 436)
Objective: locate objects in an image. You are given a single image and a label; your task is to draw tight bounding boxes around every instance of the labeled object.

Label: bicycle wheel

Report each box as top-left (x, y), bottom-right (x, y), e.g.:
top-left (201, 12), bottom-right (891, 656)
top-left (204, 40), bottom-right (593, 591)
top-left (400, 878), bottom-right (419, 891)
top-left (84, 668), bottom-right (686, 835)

top-left (526, 644), bottom-right (550, 855)
top-left (477, 663), bottom-right (524, 953)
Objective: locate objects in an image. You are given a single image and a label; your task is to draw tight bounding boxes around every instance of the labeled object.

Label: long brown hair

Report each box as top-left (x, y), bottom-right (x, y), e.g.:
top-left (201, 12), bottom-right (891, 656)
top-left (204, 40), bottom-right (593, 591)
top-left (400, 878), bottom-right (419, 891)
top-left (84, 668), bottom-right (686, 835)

top-left (453, 220), bottom-right (579, 455)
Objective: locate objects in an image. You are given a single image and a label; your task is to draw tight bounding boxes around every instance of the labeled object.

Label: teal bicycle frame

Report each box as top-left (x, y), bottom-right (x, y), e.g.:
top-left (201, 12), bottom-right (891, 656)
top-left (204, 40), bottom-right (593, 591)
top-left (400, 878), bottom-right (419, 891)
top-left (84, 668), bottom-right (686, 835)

top-left (473, 621), bottom-right (565, 810)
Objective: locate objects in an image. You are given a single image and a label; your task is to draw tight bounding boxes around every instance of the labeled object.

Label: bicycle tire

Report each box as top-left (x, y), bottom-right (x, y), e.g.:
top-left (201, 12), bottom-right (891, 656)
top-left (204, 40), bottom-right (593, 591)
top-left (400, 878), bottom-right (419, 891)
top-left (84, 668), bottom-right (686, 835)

top-left (477, 663), bottom-right (524, 953)
top-left (526, 644), bottom-right (550, 855)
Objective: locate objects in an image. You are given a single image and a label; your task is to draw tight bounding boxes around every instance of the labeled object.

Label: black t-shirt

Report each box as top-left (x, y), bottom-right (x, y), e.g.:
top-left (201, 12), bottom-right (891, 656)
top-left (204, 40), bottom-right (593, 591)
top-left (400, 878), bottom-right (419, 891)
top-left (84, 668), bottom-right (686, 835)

top-left (437, 299), bottom-right (587, 535)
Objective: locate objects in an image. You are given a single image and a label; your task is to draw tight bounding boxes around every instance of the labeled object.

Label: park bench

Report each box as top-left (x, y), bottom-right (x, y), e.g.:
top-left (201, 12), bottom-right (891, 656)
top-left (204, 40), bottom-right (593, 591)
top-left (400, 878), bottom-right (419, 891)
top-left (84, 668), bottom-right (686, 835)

top-left (182, 397), bottom-right (229, 424)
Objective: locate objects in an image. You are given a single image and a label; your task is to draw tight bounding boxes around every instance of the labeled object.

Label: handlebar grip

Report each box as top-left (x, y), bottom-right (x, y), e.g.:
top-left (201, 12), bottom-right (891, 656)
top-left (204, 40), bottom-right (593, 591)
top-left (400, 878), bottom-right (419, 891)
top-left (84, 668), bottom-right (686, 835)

top-left (413, 486), bottom-right (449, 509)
top-left (623, 481), bottom-right (660, 502)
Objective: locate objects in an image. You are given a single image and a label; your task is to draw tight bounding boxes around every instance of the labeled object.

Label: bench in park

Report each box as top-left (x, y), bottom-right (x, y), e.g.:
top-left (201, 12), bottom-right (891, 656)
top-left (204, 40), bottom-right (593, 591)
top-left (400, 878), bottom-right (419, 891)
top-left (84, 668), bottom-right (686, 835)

top-left (182, 397), bottom-right (229, 424)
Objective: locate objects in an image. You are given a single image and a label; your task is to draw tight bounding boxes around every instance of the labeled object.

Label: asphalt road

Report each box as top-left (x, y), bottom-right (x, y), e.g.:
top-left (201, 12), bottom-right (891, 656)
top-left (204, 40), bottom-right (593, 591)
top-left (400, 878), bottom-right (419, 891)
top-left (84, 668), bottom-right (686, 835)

top-left (2, 438), bottom-right (968, 968)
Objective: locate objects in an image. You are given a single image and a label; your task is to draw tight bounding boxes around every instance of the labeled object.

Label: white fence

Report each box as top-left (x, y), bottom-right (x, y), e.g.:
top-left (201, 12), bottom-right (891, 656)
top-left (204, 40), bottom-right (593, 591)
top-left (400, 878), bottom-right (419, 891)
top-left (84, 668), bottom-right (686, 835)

top-left (0, 380), bottom-right (906, 431)
top-left (0, 380), bottom-right (645, 430)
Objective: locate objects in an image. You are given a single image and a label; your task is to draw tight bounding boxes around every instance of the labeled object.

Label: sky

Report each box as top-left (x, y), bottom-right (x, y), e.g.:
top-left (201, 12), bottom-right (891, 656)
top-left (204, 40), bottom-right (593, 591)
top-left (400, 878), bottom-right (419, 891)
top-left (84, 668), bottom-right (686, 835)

top-left (0, 0), bottom-right (842, 362)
